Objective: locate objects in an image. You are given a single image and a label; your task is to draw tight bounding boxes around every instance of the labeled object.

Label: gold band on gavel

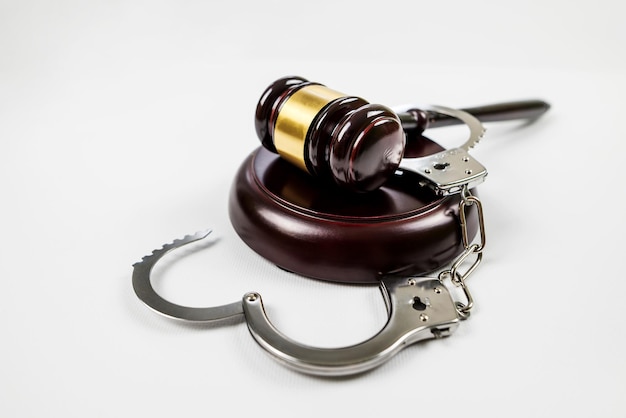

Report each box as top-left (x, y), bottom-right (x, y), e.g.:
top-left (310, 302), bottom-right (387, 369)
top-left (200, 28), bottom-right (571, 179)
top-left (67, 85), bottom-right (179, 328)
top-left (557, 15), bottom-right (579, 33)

top-left (273, 84), bottom-right (347, 172)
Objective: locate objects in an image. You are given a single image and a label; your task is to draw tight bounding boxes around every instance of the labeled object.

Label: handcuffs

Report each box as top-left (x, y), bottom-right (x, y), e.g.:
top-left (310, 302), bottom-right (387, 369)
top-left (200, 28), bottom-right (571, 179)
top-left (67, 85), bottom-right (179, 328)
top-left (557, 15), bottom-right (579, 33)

top-left (132, 105), bottom-right (490, 376)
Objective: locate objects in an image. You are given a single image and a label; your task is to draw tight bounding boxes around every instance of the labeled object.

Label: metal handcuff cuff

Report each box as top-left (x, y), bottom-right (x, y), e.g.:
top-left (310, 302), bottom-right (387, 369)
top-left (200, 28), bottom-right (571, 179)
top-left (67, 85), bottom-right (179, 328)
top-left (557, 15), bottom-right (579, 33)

top-left (133, 102), bottom-right (490, 377)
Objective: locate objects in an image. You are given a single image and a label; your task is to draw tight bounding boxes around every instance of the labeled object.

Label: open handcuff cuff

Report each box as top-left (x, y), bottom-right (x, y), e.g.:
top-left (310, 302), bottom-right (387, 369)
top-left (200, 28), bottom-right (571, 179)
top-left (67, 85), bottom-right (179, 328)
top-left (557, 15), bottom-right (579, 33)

top-left (133, 105), bottom-right (494, 377)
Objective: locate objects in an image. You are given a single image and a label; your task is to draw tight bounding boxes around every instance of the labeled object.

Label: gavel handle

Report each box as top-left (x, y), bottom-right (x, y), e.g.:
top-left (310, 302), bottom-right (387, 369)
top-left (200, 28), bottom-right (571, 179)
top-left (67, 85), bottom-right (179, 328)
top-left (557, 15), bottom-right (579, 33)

top-left (399, 99), bottom-right (551, 131)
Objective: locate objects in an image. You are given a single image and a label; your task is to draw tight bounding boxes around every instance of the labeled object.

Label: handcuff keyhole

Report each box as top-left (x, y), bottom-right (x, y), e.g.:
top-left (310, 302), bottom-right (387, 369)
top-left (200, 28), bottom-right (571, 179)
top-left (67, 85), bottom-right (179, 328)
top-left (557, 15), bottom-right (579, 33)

top-left (412, 296), bottom-right (428, 311)
top-left (433, 162), bottom-right (450, 170)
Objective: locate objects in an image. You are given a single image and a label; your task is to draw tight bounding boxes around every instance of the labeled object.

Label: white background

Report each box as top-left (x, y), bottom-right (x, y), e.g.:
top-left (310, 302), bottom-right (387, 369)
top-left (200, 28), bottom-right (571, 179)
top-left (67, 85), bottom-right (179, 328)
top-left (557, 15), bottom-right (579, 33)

top-left (1, 0), bottom-right (625, 416)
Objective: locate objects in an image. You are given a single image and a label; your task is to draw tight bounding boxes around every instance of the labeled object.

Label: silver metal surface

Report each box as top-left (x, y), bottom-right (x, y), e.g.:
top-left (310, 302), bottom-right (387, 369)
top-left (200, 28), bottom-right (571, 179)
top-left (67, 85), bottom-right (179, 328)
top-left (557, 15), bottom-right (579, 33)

top-left (460, 193), bottom-right (486, 252)
top-left (399, 105), bottom-right (488, 195)
top-left (132, 230), bottom-right (244, 322)
top-left (438, 187), bottom-right (487, 318)
top-left (132, 232), bottom-right (464, 375)
top-left (243, 276), bottom-right (460, 376)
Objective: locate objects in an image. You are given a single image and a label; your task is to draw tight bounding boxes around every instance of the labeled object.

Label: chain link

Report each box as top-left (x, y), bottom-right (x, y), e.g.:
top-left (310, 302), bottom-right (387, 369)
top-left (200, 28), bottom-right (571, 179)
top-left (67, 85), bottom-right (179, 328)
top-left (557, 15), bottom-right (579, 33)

top-left (439, 186), bottom-right (486, 318)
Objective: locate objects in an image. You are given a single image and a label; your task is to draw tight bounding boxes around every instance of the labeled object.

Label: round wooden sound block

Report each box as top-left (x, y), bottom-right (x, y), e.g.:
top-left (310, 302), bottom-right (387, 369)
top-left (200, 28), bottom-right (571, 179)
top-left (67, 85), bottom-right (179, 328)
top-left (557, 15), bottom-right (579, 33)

top-left (228, 140), bottom-right (478, 284)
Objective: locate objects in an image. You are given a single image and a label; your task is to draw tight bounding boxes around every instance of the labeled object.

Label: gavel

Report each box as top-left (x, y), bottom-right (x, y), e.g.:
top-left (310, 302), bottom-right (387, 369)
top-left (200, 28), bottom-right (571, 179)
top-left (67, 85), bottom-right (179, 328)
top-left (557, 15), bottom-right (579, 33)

top-left (255, 76), bottom-right (550, 192)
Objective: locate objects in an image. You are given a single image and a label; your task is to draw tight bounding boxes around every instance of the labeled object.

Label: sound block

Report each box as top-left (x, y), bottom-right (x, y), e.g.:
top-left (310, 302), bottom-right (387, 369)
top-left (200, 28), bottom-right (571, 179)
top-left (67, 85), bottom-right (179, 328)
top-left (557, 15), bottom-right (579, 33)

top-left (228, 142), bottom-right (478, 284)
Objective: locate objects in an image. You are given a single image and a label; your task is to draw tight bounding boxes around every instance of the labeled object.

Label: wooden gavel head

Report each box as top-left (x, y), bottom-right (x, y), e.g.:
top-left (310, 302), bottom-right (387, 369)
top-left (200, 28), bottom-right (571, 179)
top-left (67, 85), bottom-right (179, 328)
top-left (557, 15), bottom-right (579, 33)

top-left (255, 76), bottom-right (406, 192)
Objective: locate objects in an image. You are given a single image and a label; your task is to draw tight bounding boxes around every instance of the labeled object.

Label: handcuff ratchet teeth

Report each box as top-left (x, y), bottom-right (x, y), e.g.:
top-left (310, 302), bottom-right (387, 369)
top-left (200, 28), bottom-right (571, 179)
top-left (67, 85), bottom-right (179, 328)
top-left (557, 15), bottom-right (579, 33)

top-left (399, 105), bottom-right (488, 195)
top-left (132, 106), bottom-right (487, 376)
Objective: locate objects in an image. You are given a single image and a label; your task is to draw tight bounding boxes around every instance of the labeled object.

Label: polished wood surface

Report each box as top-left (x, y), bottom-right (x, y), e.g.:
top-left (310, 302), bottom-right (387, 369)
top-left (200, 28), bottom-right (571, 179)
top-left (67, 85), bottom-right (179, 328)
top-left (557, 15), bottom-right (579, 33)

top-left (229, 143), bottom-right (478, 284)
top-left (254, 76), bottom-right (405, 192)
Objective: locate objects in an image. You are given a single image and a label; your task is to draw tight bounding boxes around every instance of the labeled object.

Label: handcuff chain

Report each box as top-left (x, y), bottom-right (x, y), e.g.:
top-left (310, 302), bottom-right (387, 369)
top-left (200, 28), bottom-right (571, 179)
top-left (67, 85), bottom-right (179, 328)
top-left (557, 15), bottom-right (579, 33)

top-left (439, 185), bottom-right (486, 319)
